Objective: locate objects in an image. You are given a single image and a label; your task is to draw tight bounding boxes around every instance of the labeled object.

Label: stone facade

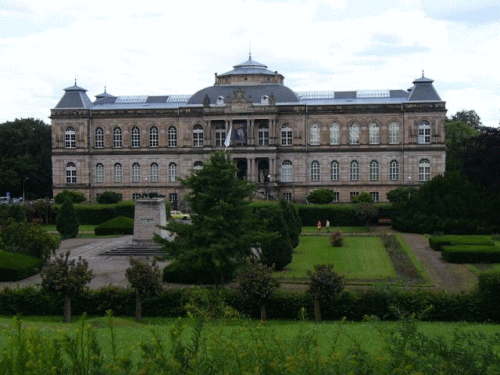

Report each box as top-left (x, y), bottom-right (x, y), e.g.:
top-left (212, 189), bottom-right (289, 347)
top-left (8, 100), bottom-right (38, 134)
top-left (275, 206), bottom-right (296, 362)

top-left (51, 57), bottom-right (446, 206)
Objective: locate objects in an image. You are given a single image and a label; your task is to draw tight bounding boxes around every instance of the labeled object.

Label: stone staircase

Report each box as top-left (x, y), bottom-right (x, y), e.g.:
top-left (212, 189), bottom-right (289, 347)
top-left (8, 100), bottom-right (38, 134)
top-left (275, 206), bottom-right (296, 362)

top-left (99, 241), bottom-right (166, 257)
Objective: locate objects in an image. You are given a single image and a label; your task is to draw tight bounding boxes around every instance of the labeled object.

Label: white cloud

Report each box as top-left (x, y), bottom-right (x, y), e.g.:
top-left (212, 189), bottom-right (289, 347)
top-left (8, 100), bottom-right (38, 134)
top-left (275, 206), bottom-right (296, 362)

top-left (0, 0), bottom-right (498, 127)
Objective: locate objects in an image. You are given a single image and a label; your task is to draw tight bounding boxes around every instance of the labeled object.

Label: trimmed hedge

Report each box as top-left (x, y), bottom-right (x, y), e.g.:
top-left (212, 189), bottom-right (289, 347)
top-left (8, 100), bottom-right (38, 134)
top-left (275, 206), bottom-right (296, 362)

top-left (94, 216), bottom-right (134, 236)
top-left (442, 245), bottom-right (500, 263)
top-left (0, 283), bottom-right (492, 322)
top-left (0, 251), bottom-right (43, 281)
top-left (53, 201), bottom-right (136, 225)
top-left (297, 203), bottom-right (393, 226)
top-left (428, 235), bottom-right (495, 252)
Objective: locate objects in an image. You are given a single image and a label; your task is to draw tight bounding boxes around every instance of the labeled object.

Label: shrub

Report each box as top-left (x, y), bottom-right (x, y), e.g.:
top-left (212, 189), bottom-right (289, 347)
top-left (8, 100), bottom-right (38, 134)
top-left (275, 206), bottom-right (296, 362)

top-left (96, 191), bottom-right (122, 204)
top-left (351, 192), bottom-right (373, 203)
top-left (54, 190), bottom-right (86, 204)
top-left (0, 250), bottom-right (43, 281)
top-left (163, 260), bottom-right (220, 285)
top-left (94, 216), bottom-right (134, 236)
top-left (442, 245), bottom-right (500, 263)
top-left (0, 203), bottom-right (25, 225)
top-left (307, 264), bottom-right (345, 323)
top-left (307, 189), bottom-right (334, 204)
top-left (0, 219), bottom-right (60, 261)
top-left (56, 199), bottom-right (79, 238)
top-left (329, 231), bottom-right (343, 247)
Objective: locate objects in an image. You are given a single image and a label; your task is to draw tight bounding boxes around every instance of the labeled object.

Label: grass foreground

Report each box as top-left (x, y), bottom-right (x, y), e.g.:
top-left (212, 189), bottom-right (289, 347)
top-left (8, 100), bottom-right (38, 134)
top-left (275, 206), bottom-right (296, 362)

top-left (1, 314), bottom-right (500, 374)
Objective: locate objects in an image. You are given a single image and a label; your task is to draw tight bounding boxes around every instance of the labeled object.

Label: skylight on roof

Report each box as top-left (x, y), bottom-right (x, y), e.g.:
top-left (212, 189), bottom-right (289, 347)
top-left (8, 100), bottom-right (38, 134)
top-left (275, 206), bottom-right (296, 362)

top-left (116, 95), bottom-right (148, 103)
top-left (167, 95), bottom-right (190, 103)
top-left (296, 91), bottom-right (335, 100)
top-left (356, 90), bottom-right (390, 98)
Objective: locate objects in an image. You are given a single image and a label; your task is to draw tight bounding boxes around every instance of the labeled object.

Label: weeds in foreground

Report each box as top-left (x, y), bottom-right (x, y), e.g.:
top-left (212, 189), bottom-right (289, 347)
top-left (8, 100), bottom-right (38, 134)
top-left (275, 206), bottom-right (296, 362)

top-left (1, 310), bottom-right (500, 374)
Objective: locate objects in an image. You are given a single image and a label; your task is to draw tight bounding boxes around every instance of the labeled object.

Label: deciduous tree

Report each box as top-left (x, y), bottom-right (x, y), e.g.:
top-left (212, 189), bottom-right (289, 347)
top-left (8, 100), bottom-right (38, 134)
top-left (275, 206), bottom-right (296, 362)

top-left (41, 251), bottom-right (93, 322)
top-left (307, 264), bottom-right (344, 323)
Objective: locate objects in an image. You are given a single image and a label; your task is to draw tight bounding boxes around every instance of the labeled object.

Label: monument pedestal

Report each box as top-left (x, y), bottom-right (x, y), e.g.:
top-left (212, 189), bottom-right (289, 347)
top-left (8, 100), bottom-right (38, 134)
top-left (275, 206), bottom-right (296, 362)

top-left (133, 198), bottom-right (168, 243)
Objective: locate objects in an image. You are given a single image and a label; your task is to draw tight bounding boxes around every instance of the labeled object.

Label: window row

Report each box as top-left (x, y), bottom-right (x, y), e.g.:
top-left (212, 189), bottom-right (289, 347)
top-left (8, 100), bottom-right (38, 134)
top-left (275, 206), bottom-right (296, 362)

top-left (280, 159), bottom-right (431, 182)
top-left (283, 191), bottom-right (382, 203)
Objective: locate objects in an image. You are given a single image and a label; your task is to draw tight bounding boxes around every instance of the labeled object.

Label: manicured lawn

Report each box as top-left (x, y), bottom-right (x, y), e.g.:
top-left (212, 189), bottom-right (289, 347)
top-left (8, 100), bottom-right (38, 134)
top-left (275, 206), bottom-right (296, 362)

top-left (43, 224), bottom-right (97, 232)
top-left (301, 226), bottom-right (371, 234)
top-left (281, 236), bottom-right (396, 281)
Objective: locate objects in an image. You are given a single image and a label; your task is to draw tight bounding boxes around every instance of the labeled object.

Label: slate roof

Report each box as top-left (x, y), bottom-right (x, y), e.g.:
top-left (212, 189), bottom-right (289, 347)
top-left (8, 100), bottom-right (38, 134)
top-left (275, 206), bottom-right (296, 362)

top-left (218, 57), bottom-right (277, 76)
top-left (407, 76), bottom-right (442, 101)
top-left (54, 84), bottom-right (93, 109)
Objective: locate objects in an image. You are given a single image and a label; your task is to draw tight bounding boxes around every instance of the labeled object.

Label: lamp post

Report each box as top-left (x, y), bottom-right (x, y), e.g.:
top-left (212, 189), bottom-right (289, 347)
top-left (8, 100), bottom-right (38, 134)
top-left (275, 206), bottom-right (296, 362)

top-left (408, 176), bottom-right (412, 199)
top-left (22, 177), bottom-right (29, 203)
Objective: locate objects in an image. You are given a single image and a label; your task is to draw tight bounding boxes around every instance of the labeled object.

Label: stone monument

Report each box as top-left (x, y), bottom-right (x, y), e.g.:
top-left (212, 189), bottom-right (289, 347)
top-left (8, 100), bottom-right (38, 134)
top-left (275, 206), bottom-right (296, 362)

top-left (133, 198), bottom-right (168, 242)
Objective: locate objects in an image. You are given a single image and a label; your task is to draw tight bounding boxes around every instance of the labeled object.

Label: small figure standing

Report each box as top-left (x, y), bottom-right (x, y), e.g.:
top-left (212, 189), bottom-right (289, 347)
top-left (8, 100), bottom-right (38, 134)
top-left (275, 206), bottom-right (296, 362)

top-left (326, 220), bottom-right (330, 232)
top-left (317, 220), bottom-right (322, 233)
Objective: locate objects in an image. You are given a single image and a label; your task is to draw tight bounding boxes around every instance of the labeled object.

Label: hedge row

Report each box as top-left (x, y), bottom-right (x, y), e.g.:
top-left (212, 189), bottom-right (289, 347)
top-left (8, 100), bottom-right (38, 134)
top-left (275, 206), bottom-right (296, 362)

top-left (428, 235), bottom-right (495, 252)
top-left (0, 251), bottom-right (43, 282)
top-left (94, 216), bottom-right (134, 236)
top-left (296, 203), bottom-right (393, 226)
top-left (1, 281), bottom-right (499, 322)
top-left (442, 245), bottom-right (500, 263)
top-left (53, 201), bottom-right (136, 225)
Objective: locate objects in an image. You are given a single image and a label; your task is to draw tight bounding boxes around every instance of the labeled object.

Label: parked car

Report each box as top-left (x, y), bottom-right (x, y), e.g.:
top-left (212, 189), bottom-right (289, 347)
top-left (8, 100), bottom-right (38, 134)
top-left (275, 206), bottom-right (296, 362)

top-left (170, 210), bottom-right (190, 221)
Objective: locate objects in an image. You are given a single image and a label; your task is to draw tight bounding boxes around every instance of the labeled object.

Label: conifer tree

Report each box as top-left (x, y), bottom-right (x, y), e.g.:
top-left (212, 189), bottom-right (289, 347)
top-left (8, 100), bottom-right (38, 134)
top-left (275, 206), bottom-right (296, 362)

top-left (56, 198), bottom-right (79, 238)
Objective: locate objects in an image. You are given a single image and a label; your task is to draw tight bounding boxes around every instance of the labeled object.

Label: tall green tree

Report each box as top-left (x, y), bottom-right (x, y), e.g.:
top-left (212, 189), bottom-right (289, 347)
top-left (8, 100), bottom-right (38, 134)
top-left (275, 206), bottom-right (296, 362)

top-left (0, 118), bottom-right (52, 199)
top-left (56, 199), bottom-right (79, 239)
top-left (157, 151), bottom-right (263, 286)
top-left (447, 109), bottom-right (482, 130)
top-left (444, 120), bottom-right (479, 171)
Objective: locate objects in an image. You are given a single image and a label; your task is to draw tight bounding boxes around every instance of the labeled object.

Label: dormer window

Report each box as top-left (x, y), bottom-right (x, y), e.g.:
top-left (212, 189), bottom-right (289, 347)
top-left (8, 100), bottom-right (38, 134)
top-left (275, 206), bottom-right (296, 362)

top-left (261, 95), bottom-right (269, 105)
top-left (217, 96), bottom-right (225, 105)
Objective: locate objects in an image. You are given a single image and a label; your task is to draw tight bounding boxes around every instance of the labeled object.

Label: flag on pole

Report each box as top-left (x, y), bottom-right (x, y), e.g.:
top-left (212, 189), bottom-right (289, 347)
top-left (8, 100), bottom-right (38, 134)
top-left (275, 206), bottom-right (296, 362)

top-left (224, 124), bottom-right (232, 150)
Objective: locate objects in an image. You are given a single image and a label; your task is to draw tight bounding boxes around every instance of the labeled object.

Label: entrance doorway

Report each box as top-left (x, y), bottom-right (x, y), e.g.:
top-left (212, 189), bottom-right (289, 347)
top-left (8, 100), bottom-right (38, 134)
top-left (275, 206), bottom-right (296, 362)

top-left (257, 159), bottom-right (270, 183)
top-left (235, 159), bottom-right (247, 180)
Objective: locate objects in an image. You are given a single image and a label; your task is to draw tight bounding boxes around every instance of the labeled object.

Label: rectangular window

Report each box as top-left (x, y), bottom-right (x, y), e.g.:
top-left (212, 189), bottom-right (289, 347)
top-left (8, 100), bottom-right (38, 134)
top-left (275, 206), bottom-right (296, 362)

top-left (333, 192), bottom-right (340, 202)
top-left (132, 193), bottom-right (142, 201)
top-left (215, 131), bottom-right (226, 147)
top-left (370, 192), bottom-right (379, 202)
top-left (283, 192), bottom-right (293, 202)
top-left (350, 191), bottom-right (359, 202)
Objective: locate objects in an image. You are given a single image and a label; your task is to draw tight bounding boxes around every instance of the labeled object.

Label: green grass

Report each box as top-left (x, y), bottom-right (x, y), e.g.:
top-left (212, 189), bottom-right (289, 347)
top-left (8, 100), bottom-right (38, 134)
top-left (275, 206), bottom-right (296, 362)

top-left (280, 236), bottom-right (396, 281)
top-left (2, 315), bottom-right (500, 360)
top-left (301, 226), bottom-right (371, 234)
top-left (43, 224), bottom-right (97, 232)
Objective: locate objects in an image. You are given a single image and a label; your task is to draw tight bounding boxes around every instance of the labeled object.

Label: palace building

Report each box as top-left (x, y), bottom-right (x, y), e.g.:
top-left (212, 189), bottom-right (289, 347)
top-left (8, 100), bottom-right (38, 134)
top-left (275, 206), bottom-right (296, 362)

top-left (51, 56), bottom-right (446, 207)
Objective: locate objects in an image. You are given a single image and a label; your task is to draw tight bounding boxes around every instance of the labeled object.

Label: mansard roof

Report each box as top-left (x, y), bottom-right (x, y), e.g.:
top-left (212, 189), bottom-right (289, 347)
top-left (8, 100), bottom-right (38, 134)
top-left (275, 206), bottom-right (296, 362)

top-left (407, 75), bottom-right (442, 101)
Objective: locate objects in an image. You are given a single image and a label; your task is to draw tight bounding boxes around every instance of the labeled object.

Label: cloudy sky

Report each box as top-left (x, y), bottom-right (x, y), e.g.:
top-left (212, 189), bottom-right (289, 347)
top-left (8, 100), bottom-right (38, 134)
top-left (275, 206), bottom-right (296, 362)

top-left (1, 0), bottom-right (499, 127)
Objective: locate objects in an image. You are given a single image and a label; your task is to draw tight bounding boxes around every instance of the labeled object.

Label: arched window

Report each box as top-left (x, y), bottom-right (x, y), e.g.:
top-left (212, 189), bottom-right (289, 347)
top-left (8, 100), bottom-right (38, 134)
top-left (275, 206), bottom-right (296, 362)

top-left (193, 125), bottom-right (204, 147)
top-left (150, 163), bottom-right (159, 182)
top-left (350, 123), bottom-right (359, 145)
top-left (310, 123), bottom-right (320, 145)
top-left (215, 124), bottom-right (226, 147)
top-left (66, 163), bottom-right (76, 183)
top-left (418, 120), bottom-right (431, 144)
top-left (131, 126), bottom-right (140, 148)
top-left (281, 160), bottom-right (293, 182)
top-left (95, 127), bottom-right (104, 148)
top-left (369, 123), bottom-right (379, 144)
top-left (65, 127), bottom-right (75, 148)
top-left (132, 163), bottom-right (141, 183)
top-left (331, 160), bottom-right (339, 181)
top-left (310, 160), bottom-right (320, 181)
top-left (113, 127), bottom-right (122, 148)
top-left (169, 162), bottom-right (177, 182)
top-left (330, 123), bottom-right (340, 145)
top-left (193, 161), bottom-right (203, 170)
top-left (281, 124), bottom-right (293, 146)
top-left (150, 126), bottom-right (159, 147)
top-left (114, 163), bottom-right (122, 182)
top-left (258, 123), bottom-right (269, 146)
top-left (389, 122), bottom-right (399, 144)
top-left (95, 163), bottom-right (104, 183)
top-left (419, 159), bottom-right (431, 181)
top-left (168, 126), bottom-right (177, 147)
top-left (350, 160), bottom-right (359, 181)
top-left (370, 160), bottom-right (379, 180)
top-left (390, 160), bottom-right (399, 180)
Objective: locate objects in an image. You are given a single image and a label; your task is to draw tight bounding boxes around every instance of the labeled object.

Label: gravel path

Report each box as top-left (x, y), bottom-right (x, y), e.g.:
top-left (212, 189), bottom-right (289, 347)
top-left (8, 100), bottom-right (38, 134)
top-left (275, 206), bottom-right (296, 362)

top-left (0, 231), bottom-right (478, 292)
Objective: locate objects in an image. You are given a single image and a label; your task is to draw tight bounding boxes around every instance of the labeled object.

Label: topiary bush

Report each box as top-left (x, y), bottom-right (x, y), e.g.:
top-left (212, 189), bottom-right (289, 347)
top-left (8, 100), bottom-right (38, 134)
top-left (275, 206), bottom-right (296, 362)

top-left (0, 250), bottom-right (43, 281)
top-left (96, 191), bottom-right (123, 204)
top-left (56, 199), bottom-right (79, 239)
top-left (94, 216), bottom-right (134, 236)
top-left (307, 189), bottom-right (334, 204)
top-left (54, 190), bottom-right (86, 204)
